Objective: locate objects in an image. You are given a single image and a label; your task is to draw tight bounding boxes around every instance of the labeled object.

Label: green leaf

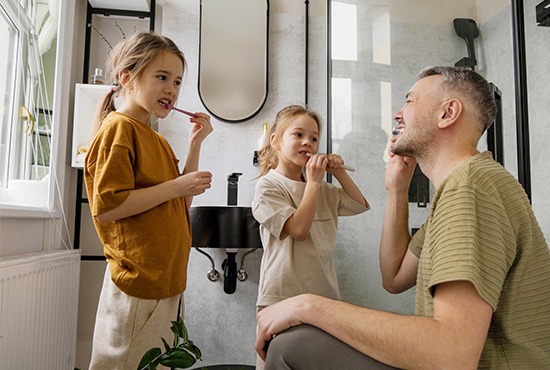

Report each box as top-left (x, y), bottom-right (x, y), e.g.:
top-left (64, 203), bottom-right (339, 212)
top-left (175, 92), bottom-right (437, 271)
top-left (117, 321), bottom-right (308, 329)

top-left (171, 320), bottom-right (184, 340)
top-left (137, 347), bottom-right (161, 370)
top-left (181, 319), bottom-right (189, 342)
top-left (159, 350), bottom-right (197, 368)
top-left (161, 337), bottom-right (171, 352)
top-left (183, 342), bottom-right (202, 360)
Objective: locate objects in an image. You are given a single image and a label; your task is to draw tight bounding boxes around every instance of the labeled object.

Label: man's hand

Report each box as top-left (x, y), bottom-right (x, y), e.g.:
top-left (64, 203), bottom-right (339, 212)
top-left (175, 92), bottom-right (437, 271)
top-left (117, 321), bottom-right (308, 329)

top-left (255, 295), bottom-right (311, 360)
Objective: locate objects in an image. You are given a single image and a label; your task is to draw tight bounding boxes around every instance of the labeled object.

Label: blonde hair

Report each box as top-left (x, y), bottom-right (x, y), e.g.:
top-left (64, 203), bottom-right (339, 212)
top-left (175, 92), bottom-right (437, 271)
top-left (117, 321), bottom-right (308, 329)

top-left (91, 32), bottom-right (186, 139)
top-left (258, 105), bottom-right (322, 177)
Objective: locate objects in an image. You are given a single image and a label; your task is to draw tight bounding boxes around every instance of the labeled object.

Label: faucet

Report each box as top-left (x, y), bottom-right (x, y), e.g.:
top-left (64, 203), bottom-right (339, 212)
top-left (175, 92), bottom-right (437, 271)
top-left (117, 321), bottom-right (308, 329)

top-left (227, 172), bottom-right (242, 206)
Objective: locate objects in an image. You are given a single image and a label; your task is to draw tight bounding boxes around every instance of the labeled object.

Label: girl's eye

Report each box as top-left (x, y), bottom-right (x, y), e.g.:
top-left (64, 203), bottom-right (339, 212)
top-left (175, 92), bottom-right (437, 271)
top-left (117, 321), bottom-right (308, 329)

top-left (311, 137), bottom-right (318, 143)
top-left (294, 132), bottom-right (303, 138)
top-left (157, 75), bottom-right (167, 81)
top-left (175, 80), bottom-right (182, 87)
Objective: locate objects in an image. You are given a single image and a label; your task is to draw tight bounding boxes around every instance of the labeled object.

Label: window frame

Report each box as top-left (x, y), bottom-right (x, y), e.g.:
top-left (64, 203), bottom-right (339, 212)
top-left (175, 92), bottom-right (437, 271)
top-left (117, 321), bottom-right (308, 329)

top-left (0, 0), bottom-right (72, 218)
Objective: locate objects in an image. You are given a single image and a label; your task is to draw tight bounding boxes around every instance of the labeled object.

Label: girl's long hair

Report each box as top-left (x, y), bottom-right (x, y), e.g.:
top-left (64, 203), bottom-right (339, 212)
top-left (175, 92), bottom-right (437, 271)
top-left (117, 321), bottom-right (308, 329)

top-left (258, 105), bottom-right (322, 177)
top-left (90, 32), bottom-right (186, 141)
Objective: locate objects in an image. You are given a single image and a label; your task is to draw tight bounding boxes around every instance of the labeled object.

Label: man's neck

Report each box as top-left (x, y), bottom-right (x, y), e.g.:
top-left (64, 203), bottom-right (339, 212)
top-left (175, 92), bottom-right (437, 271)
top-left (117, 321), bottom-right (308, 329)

top-left (419, 148), bottom-right (480, 189)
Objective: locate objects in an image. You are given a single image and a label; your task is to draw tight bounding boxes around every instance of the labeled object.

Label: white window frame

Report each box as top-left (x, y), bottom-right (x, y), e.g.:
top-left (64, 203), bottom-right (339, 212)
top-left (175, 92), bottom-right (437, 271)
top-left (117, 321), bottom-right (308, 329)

top-left (0, 0), bottom-right (73, 218)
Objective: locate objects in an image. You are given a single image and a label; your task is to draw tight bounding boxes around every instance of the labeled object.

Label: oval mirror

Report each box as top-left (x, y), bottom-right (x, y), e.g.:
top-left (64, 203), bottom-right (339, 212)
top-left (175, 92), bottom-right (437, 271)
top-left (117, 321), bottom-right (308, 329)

top-left (198, 0), bottom-right (269, 122)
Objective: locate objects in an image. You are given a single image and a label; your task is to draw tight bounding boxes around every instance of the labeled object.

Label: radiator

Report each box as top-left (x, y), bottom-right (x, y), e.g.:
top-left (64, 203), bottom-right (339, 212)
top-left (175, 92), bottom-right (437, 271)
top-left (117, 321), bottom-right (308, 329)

top-left (0, 250), bottom-right (80, 370)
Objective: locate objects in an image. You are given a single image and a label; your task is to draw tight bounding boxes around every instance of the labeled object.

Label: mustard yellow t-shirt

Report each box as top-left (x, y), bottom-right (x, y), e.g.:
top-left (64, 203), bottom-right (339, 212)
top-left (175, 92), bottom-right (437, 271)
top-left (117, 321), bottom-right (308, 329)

top-left (410, 152), bottom-right (550, 368)
top-left (84, 112), bottom-right (191, 300)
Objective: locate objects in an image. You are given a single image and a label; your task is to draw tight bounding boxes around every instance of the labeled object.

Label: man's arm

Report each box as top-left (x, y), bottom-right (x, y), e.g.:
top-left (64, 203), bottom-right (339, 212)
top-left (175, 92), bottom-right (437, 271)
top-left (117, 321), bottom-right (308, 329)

top-left (256, 281), bottom-right (492, 369)
top-left (379, 153), bottom-right (418, 292)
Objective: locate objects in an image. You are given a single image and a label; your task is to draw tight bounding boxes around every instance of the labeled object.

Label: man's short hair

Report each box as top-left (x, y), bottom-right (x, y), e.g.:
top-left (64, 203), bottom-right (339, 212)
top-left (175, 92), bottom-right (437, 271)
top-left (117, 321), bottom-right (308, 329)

top-left (419, 66), bottom-right (497, 132)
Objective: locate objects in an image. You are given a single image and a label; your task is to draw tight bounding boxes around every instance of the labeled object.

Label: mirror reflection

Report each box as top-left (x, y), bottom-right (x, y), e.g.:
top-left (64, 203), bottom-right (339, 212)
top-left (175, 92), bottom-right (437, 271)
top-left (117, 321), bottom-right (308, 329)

top-left (198, 0), bottom-right (269, 122)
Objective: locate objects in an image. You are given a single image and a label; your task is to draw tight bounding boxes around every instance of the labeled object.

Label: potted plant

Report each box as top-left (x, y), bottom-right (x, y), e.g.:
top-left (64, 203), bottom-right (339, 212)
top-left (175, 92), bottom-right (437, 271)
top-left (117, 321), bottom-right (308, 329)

top-left (137, 316), bottom-right (202, 370)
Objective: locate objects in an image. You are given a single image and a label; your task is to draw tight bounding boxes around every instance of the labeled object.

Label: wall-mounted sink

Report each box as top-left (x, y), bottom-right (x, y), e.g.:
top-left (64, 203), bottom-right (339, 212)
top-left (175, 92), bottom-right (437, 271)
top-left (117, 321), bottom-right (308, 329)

top-left (190, 206), bottom-right (262, 249)
top-left (190, 206), bottom-right (262, 294)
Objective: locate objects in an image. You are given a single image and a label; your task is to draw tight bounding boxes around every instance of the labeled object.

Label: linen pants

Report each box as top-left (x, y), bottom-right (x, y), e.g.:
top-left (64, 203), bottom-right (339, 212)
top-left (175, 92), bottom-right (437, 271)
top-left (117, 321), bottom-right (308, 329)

top-left (89, 265), bottom-right (183, 370)
top-left (264, 324), bottom-right (400, 370)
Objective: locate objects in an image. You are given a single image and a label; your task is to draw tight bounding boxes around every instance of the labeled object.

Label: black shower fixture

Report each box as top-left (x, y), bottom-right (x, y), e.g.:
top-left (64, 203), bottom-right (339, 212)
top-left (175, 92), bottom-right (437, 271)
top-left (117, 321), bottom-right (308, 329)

top-left (536, 0), bottom-right (550, 26)
top-left (453, 18), bottom-right (479, 71)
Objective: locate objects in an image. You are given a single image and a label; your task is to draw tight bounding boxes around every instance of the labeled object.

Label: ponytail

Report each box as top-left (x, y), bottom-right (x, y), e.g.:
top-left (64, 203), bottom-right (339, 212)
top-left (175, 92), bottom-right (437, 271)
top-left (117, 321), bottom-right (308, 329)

top-left (89, 86), bottom-right (118, 144)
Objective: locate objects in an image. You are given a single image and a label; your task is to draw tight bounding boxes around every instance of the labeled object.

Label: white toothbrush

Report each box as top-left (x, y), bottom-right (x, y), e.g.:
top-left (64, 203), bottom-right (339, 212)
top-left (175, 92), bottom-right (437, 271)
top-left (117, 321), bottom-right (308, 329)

top-left (306, 153), bottom-right (355, 172)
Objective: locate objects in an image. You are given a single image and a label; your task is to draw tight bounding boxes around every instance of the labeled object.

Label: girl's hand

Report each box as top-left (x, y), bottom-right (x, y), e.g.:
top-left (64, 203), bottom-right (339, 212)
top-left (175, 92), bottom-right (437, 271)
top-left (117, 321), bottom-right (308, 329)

top-left (325, 153), bottom-right (346, 175)
top-left (305, 154), bottom-right (328, 184)
top-left (172, 170), bottom-right (212, 197)
top-left (188, 112), bottom-right (213, 143)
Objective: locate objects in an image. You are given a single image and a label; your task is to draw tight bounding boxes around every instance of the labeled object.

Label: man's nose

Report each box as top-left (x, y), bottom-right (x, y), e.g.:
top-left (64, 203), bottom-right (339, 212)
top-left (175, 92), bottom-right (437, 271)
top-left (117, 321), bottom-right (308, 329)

top-left (393, 110), bottom-right (403, 122)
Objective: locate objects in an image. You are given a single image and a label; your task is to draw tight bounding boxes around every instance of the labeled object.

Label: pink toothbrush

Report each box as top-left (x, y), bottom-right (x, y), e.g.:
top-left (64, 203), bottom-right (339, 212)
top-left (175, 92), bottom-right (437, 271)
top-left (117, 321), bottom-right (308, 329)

top-left (306, 153), bottom-right (355, 172)
top-left (159, 101), bottom-right (196, 118)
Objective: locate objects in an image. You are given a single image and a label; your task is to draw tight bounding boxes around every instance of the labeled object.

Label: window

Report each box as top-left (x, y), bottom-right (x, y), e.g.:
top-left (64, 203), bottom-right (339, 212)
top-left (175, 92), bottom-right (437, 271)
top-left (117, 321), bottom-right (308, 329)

top-left (0, 4), bottom-right (19, 186)
top-left (331, 77), bottom-right (352, 143)
top-left (0, 0), bottom-right (57, 209)
top-left (331, 2), bottom-right (357, 61)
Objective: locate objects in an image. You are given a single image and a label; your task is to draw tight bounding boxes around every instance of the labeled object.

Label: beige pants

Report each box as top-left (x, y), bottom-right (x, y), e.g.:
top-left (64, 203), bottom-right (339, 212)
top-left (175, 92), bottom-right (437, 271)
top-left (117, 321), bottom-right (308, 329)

top-left (89, 265), bottom-right (183, 370)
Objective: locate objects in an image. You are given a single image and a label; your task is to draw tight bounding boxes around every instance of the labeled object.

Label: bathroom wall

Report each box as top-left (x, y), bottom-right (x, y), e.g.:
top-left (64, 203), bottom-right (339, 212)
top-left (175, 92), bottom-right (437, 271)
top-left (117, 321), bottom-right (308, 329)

top-left (523, 0), bottom-right (550, 242)
top-left (474, 0), bottom-right (549, 239)
top-left (74, 0), bottom-right (549, 368)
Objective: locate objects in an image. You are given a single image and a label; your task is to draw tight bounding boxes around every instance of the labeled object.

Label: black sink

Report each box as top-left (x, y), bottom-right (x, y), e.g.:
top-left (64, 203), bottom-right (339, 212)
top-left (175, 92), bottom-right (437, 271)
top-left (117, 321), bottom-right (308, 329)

top-left (190, 206), bottom-right (262, 249)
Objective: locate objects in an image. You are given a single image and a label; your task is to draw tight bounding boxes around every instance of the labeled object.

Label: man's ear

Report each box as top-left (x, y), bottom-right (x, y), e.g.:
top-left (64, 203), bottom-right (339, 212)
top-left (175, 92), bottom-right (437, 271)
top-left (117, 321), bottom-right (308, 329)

top-left (438, 99), bottom-right (462, 129)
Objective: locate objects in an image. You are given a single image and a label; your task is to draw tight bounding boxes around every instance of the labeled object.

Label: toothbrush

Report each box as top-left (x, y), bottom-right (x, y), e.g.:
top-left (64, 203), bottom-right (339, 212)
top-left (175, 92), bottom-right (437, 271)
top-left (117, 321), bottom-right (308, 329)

top-left (159, 101), bottom-right (196, 118)
top-left (306, 153), bottom-right (355, 172)
top-left (392, 127), bottom-right (402, 136)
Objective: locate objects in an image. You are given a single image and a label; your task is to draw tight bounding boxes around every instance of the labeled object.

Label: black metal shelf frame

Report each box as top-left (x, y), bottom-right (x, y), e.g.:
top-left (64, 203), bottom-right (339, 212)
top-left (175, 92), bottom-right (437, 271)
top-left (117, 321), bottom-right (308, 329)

top-left (75, 1), bottom-right (156, 260)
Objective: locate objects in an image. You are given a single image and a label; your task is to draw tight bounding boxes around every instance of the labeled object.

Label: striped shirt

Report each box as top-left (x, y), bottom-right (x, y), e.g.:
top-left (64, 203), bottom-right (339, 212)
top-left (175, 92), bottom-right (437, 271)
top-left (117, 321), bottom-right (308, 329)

top-left (410, 151), bottom-right (550, 368)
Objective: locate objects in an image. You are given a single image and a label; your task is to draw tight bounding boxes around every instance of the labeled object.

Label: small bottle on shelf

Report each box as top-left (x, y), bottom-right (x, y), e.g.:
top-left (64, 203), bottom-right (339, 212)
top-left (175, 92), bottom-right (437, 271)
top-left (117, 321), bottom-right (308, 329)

top-left (90, 68), bottom-right (105, 84)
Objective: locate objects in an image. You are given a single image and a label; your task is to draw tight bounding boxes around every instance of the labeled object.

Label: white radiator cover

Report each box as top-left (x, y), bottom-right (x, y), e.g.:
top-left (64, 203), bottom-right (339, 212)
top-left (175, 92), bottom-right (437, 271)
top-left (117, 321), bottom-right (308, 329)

top-left (0, 250), bottom-right (80, 370)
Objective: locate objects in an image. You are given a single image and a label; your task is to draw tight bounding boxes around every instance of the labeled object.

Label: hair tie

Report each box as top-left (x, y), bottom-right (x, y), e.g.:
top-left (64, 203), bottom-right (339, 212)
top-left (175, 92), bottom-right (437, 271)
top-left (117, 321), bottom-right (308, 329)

top-left (110, 87), bottom-right (116, 93)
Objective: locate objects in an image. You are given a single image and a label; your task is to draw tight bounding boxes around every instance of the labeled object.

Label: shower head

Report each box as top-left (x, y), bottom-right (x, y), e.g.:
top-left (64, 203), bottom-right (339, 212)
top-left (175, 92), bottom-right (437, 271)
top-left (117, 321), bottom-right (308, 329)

top-left (453, 18), bottom-right (479, 70)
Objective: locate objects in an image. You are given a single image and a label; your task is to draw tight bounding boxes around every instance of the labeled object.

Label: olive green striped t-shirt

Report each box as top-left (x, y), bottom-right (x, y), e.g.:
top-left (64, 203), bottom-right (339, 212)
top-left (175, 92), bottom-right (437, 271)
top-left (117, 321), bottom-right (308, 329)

top-left (410, 151), bottom-right (550, 368)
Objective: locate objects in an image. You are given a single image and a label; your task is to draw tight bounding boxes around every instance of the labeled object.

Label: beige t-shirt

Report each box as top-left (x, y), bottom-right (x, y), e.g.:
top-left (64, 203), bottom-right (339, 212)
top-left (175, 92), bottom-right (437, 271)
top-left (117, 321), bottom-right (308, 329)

top-left (410, 151), bottom-right (550, 368)
top-left (252, 169), bottom-right (369, 307)
top-left (84, 112), bottom-right (191, 300)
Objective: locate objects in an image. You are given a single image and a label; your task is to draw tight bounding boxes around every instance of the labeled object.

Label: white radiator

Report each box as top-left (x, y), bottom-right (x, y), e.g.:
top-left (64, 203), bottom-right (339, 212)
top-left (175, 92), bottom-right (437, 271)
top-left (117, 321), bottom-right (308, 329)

top-left (0, 250), bottom-right (80, 370)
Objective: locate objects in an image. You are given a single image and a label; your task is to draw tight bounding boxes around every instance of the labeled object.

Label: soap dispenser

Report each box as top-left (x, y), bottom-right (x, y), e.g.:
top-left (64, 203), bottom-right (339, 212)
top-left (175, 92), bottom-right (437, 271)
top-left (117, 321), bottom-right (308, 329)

top-left (258, 122), bottom-right (269, 150)
top-left (254, 122), bottom-right (269, 166)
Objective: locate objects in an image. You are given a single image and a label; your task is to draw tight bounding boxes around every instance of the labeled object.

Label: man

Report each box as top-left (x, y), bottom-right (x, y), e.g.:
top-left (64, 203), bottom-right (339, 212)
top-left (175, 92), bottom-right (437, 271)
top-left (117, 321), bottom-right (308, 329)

top-left (255, 66), bottom-right (550, 369)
